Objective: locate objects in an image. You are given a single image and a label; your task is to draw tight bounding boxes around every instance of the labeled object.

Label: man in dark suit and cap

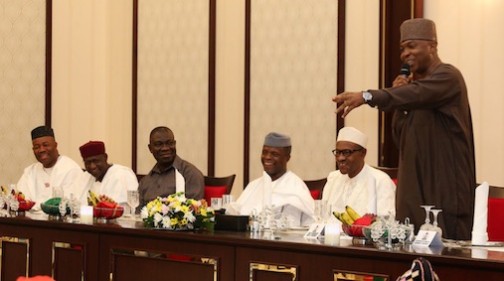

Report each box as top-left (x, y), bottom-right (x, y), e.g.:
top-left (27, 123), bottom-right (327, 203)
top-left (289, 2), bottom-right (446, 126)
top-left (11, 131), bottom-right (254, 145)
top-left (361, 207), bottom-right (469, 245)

top-left (332, 18), bottom-right (475, 240)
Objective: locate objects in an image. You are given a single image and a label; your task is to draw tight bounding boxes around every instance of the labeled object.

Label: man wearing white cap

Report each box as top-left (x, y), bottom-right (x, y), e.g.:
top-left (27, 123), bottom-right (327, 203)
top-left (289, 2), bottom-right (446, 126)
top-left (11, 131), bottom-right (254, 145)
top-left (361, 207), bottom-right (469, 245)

top-left (331, 18), bottom-right (475, 240)
top-left (323, 127), bottom-right (396, 217)
top-left (227, 132), bottom-right (315, 226)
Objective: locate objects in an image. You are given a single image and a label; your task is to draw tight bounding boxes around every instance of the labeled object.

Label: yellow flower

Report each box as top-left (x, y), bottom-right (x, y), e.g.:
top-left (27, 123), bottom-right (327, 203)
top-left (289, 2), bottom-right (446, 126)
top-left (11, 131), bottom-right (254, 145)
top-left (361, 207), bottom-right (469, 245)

top-left (200, 208), bottom-right (208, 217)
top-left (180, 205), bottom-right (189, 213)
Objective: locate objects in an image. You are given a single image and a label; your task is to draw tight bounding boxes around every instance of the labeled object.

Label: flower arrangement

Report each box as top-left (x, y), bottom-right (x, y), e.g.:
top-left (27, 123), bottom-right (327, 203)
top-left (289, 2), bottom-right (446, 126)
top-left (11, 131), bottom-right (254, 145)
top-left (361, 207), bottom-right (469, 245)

top-left (141, 192), bottom-right (215, 230)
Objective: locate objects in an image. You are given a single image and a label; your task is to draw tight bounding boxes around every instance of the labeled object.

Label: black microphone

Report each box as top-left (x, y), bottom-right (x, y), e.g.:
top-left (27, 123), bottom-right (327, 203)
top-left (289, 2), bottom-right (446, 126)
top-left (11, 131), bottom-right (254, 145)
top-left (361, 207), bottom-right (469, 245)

top-left (400, 63), bottom-right (410, 77)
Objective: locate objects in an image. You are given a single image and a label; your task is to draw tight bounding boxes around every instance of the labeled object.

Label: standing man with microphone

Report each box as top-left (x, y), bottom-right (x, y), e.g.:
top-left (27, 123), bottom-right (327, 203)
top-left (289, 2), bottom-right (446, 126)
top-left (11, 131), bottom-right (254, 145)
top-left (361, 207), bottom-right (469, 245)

top-left (332, 18), bottom-right (475, 240)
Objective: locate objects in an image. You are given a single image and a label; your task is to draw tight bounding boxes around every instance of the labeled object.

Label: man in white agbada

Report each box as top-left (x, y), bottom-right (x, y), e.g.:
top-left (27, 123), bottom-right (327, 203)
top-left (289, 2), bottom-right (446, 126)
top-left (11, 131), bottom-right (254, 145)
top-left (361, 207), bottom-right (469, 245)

top-left (72, 141), bottom-right (138, 210)
top-left (17, 126), bottom-right (83, 210)
top-left (227, 132), bottom-right (315, 226)
top-left (323, 127), bottom-right (396, 217)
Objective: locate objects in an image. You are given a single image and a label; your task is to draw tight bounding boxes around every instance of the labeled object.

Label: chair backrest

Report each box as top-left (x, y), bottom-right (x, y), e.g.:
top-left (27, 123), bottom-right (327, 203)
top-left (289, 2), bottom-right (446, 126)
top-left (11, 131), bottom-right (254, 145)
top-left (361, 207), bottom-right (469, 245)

top-left (488, 185), bottom-right (504, 241)
top-left (204, 174), bottom-right (236, 205)
top-left (374, 166), bottom-right (398, 185)
top-left (136, 174), bottom-right (146, 182)
top-left (373, 166), bottom-right (398, 179)
top-left (304, 178), bottom-right (327, 200)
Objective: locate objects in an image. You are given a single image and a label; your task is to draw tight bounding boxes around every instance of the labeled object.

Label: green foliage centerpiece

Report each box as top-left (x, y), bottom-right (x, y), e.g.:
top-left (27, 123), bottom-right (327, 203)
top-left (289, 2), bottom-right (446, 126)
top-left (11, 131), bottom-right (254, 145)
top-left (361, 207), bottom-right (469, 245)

top-left (141, 192), bottom-right (215, 231)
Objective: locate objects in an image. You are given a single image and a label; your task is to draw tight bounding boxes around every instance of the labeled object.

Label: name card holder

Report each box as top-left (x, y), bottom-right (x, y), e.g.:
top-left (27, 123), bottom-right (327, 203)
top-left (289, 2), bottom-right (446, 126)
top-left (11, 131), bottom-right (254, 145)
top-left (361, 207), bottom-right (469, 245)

top-left (413, 230), bottom-right (443, 247)
top-left (304, 223), bottom-right (325, 239)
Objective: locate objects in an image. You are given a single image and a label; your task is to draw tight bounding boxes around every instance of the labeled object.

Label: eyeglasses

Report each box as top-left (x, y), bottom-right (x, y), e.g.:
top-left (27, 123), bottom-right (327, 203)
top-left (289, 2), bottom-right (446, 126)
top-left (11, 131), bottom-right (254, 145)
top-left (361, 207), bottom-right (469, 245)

top-left (331, 148), bottom-right (363, 157)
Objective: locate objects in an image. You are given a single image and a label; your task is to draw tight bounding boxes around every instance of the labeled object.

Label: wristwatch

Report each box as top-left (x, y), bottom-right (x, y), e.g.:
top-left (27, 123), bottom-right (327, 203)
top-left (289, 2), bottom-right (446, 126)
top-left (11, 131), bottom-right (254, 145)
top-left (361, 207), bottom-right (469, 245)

top-left (362, 91), bottom-right (373, 104)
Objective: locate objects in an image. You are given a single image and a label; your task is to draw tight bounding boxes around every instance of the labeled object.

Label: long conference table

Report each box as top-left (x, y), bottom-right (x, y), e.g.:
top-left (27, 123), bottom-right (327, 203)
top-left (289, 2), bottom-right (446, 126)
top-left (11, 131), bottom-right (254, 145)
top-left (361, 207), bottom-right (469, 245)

top-left (0, 212), bottom-right (503, 281)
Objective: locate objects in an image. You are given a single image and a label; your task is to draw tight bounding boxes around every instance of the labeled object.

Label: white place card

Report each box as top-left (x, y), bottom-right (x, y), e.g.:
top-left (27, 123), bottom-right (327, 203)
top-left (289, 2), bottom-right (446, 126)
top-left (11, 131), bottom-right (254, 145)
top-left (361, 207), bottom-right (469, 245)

top-left (304, 223), bottom-right (325, 239)
top-left (413, 230), bottom-right (443, 247)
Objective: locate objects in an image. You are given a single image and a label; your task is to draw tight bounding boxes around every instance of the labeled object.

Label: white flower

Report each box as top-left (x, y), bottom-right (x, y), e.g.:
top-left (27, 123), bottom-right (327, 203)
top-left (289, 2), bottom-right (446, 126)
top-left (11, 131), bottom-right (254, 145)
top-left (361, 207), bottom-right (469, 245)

top-left (162, 216), bottom-right (172, 229)
top-left (185, 211), bottom-right (196, 223)
top-left (140, 206), bottom-right (148, 219)
top-left (154, 212), bottom-right (163, 225)
top-left (161, 204), bottom-right (169, 215)
top-left (175, 193), bottom-right (187, 201)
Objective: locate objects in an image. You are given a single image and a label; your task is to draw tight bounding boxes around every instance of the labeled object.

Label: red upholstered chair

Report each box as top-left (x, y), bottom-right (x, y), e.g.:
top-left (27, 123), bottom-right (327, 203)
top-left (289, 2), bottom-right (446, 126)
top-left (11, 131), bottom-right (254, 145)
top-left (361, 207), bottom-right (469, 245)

top-left (304, 178), bottom-right (327, 199)
top-left (488, 186), bottom-right (504, 241)
top-left (204, 174), bottom-right (236, 206)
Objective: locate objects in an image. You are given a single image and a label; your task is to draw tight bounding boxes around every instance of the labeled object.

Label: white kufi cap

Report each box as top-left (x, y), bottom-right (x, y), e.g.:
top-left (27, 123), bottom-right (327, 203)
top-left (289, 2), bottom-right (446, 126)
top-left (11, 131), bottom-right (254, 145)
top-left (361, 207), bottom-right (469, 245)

top-left (337, 127), bottom-right (367, 148)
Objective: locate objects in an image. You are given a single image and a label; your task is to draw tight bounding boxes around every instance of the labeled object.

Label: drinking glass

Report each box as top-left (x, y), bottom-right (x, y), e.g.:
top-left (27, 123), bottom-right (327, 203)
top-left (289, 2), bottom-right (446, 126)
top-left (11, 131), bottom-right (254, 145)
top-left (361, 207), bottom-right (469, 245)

top-left (314, 200), bottom-right (327, 223)
top-left (419, 205), bottom-right (435, 231)
top-left (430, 209), bottom-right (443, 236)
top-left (211, 197), bottom-right (223, 209)
top-left (127, 190), bottom-right (140, 217)
top-left (404, 217), bottom-right (415, 243)
top-left (69, 193), bottom-right (80, 221)
top-left (222, 194), bottom-right (233, 208)
top-left (52, 186), bottom-right (63, 198)
top-left (59, 198), bottom-right (68, 218)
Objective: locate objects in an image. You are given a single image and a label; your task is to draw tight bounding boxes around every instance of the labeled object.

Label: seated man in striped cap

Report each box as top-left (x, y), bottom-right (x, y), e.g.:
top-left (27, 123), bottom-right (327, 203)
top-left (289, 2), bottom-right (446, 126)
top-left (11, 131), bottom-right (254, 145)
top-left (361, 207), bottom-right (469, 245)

top-left (227, 132), bottom-right (315, 227)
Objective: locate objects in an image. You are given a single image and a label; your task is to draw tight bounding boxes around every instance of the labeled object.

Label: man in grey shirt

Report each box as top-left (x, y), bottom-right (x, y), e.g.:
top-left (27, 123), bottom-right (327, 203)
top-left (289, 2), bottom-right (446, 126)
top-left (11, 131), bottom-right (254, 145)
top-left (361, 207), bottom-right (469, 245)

top-left (138, 126), bottom-right (204, 210)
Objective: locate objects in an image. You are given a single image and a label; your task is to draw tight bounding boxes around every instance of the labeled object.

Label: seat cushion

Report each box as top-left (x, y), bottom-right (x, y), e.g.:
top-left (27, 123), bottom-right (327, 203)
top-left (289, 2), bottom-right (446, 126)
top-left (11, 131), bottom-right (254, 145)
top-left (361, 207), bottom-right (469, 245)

top-left (168, 254), bottom-right (192, 261)
top-left (204, 185), bottom-right (227, 206)
top-left (17, 277), bottom-right (55, 281)
top-left (488, 197), bottom-right (504, 241)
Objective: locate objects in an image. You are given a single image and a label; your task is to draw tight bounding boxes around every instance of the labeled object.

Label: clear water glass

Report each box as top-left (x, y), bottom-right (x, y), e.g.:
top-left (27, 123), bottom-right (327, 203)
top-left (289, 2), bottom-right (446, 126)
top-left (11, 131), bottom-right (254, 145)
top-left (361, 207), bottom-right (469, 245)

top-left (419, 205), bottom-right (435, 231)
top-left (430, 209), bottom-right (443, 237)
top-left (222, 194), bottom-right (233, 208)
top-left (59, 198), bottom-right (68, 218)
top-left (52, 186), bottom-right (63, 198)
top-left (127, 190), bottom-right (140, 217)
top-left (211, 197), bottom-right (223, 209)
top-left (314, 200), bottom-right (327, 223)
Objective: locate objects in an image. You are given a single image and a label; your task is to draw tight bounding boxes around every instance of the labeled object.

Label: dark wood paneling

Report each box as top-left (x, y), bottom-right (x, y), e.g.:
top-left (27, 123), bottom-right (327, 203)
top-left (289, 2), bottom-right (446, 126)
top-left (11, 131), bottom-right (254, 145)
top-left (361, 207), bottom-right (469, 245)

top-left (244, 0), bottom-right (252, 187)
top-left (1, 240), bottom-right (29, 281)
top-left (1, 215), bottom-right (503, 281)
top-left (0, 220), bottom-right (99, 280)
top-left (207, 0), bottom-right (217, 176)
top-left (53, 246), bottom-right (85, 281)
top-left (45, 0), bottom-right (53, 126)
top-left (131, 0), bottom-right (139, 172)
top-left (336, 0), bottom-right (346, 149)
top-left (253, 270), bottom-right (295, 281)
top-left (99, 233), bottom-right (234, 281)
top-left (112, 254), bottom-right (215, 281)
top-left (378, 0), bottom-right (423, 167)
